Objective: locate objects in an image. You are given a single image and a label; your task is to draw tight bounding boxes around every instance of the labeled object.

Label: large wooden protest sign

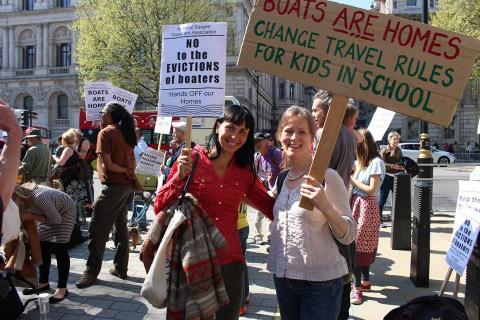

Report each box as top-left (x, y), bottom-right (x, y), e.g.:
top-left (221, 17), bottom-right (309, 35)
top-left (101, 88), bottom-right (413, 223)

top-left (158, 22), bottom-right (227, 118)
top-left (238, 0), bottom-right (480, 127)
top-left (84, 82), bottom-right (112, 121)
top-left (445, 181), bottom-right (480, 276)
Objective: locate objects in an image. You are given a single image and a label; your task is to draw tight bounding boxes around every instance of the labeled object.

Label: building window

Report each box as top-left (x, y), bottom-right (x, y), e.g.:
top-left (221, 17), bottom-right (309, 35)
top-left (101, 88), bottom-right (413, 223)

top-left (56, 43), bottom-right (71, 67)
top-left (429, 0), bottom-right (437, 8)
top-left (289, 84), bottom-right (294, 99)
top-left (23, 46), bottom-right (36, 69)
top-left (57, 0), bottom-right (70, 7)
top-left (444, 116), bottom-right (455, 139)
top-left (393, 0), bottom-right (397, 8)
top-left (57, 94), bottom-right (68, 119)
top-left (406, 0), bottom-right (417, 6)
top-left (23, 0), bottom-right (34, 10)
top-left (23, 95), bottom-right (33, 110)
top-left (0, 48), bottom-right (2, 69)
top-left (279, 83), bottom-right (285, 99)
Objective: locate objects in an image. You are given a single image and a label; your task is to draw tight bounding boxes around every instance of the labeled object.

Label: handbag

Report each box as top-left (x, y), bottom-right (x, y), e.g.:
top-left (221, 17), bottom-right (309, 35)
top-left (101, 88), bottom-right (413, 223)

top-left (140, 153), bottom-right (200, 308)
top-left (0, 199), bottom-right (38, 319)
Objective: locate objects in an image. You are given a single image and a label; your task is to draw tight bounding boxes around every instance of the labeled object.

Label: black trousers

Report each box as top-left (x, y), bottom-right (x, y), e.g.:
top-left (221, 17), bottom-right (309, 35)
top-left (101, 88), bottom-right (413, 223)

top-left (39, 241), bottom-right (70, 288)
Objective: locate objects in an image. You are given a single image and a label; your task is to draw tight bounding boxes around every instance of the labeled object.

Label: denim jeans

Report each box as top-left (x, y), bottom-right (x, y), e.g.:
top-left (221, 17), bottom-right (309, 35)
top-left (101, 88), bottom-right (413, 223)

top-left (131, 198), bottom-right (148, 229)
top-left (378, 174), bottom-right (394, 217)
top-left (274, 276), bottom-right (342, 320)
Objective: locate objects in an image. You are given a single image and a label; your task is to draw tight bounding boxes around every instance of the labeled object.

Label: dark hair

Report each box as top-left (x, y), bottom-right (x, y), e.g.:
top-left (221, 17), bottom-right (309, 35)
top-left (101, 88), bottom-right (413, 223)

top-left (356, 129), bottom-right (379, 169)
top-left (104, 102), bottom-right (137, 147)
top-left (206, 105), bottom-right (255, 171)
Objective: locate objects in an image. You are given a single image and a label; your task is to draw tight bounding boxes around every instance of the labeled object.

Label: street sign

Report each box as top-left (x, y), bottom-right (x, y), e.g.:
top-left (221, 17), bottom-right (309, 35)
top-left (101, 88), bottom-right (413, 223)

top-left (238, 0), bottom-right (480, 127)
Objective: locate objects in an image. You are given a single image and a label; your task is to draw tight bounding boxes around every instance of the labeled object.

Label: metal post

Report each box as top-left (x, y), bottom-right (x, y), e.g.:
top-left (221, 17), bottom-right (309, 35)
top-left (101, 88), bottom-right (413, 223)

top-left (410, 133), bottom-right (433, 287)
top-left (391, 172), bottom-right (411, 250)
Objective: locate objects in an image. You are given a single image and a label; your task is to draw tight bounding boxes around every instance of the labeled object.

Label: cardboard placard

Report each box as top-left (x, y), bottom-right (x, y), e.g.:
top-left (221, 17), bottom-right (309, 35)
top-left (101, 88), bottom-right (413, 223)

top-left (154, 116), bottom-right (173, 134)
top-left (158, 22), bottom-right (227, 117)
top-left (109, 87), bottom-right (138, 114)
top-left (84, 82), bottom-right (112, 121)
top-left (136, 147), bottom-right (166, 176)
top-left (445, 180), bottom-right (480, 276)
top-left (238, 0), bottom-right (480, 126)
top-left (368, 107), bottom-right (396, 141)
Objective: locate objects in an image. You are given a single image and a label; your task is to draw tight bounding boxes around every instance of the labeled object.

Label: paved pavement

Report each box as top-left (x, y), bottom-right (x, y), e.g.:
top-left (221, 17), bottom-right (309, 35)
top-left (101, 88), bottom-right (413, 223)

top-left (18, 204), bottom-right (466, 319)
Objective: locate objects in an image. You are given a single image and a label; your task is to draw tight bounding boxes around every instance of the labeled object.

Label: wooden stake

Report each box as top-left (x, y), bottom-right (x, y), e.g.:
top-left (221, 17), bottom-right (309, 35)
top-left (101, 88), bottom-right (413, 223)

top-left (185, 116), bottom-right (192, 149)
top-left (299, 95), bottom-right (349, 211)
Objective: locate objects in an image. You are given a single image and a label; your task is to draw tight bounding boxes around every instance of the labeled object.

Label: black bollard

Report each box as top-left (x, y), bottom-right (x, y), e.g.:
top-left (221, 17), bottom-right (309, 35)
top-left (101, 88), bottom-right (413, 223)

top-left (465, 239), bottom-right (480, 320)
top-left (391, 172), bottom-right (411, 250)
top-left (410, 180), bottom-right (431, 287)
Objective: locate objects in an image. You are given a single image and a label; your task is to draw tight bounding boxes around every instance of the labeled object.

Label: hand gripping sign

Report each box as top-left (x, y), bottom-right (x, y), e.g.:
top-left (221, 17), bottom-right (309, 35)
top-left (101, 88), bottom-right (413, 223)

top-left (238, 0), bottom-right (480, 210)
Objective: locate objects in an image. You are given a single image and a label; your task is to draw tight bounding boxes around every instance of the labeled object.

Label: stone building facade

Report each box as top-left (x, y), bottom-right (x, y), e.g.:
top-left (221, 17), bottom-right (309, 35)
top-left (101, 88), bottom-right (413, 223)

top-left (0, 0), bottom-right (80, 139)
top-left (372, 0), bottom-right (480, 148)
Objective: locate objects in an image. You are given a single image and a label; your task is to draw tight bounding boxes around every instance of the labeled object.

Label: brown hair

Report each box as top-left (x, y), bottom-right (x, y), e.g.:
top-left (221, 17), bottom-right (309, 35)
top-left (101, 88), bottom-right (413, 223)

top-left (356, 129), bottom-right (379, 169)
top-left (12, 183), bottom-right (37, 213)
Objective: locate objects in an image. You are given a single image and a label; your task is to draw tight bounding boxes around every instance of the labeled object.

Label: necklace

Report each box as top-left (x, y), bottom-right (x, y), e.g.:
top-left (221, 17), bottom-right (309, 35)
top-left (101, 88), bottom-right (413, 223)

top-left (286, 168), bottom-right (309, 181)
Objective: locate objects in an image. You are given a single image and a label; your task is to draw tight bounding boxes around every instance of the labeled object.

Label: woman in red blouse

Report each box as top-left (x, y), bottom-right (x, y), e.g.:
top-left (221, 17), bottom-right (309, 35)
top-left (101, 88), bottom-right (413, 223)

top-left (154, 105), bottom-right (274, 319)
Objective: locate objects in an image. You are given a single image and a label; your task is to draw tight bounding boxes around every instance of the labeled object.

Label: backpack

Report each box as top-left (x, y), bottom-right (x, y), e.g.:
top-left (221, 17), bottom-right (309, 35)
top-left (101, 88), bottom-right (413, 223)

top-left (276, 170), bottom-right (356, 274)
top-left (80, 137), bottom-right (97, 164)
top-left (384, 295), bottom-right (468, 320)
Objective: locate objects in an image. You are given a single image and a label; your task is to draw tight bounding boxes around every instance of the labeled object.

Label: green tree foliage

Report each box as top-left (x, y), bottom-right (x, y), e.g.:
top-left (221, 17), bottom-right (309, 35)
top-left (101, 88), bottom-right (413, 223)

top-left (74, 0), bottom-right (234, 106)
top-left (431, 0), bottom-right (480, 78)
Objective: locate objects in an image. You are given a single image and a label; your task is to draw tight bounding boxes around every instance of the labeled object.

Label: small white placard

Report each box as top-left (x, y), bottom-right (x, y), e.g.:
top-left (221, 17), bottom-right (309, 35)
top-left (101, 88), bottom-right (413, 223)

top-left (109, 87), bottom-right (138, 114)
top-left (154, 117), bottom-right (173, 134)
top-left (477, 118), bottom-right (480, 134)
top-left (367, 107), bottom-right (396, 141)
top-left (136, 147), bottom-right (165, 176)
top-left (84, 82), bottom-right (112, 121)
top-left (158, 22), bottom-right (227, 117)
top-left (445, 180), bottom-right (480, 276)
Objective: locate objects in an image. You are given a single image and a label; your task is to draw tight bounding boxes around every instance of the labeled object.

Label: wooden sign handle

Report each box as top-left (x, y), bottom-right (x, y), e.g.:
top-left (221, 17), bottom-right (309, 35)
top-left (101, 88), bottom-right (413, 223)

top-left (299, 95), bottom-right (349, 210)
top-left (185, 116), bottom-right (192, 149)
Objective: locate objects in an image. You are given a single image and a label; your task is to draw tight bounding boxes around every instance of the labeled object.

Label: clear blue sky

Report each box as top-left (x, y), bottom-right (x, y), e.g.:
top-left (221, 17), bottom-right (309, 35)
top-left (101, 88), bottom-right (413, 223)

top-left (333, 0), bottom-right (373, 9)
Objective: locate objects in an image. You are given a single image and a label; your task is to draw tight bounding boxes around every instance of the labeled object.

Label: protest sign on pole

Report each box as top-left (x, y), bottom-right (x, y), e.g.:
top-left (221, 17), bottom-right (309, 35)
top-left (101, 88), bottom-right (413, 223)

top-left (84, 82), bottom-right (112, 121)
top-left (136, 147), bottom-right (166, 176)
top-left (154, 116), bottom-right (173, 134)
top-left (368, 108), bottom-right (396, 141)
top-left (238, 0), bottom-right (480, 127)
top-left (109, 87), bottom-right (138, 114)
top-left (158, 22), bottom-right (227, 118)
top-left (238, 0), bottom-right (480, 210)
top-left (477, 118), bottom-right (480, 134)
top-left (445, 180), bottom-right (480, 276)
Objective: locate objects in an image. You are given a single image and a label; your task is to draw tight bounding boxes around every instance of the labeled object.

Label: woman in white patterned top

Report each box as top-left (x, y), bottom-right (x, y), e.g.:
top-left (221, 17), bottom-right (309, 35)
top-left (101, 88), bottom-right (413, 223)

top-left (268, 106), bottom-right (357, 320)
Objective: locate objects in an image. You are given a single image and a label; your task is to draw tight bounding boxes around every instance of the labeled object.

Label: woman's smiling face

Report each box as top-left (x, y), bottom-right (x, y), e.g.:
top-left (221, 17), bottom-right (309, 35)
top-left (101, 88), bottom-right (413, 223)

top-left (216, 120), bottom-right (250, 156)
top-left (280, 115), bottom-right (314, 160)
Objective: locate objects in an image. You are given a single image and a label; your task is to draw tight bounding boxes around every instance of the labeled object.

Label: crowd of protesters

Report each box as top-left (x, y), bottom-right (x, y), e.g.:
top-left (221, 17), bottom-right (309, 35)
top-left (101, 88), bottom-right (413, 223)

top-left (0, 89), bottom-right (416, 319)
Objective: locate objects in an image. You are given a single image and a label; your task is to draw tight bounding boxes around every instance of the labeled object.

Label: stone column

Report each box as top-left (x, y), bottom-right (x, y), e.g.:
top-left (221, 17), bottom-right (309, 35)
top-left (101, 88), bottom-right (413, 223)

top-left (42, 23), bottom-right (48, 67)
top-left (71, 30), bottom-right (76, 65)
top-left (36, 25), bottom-right (42, 67)
top-left (8, 26), bottom-right (14, 69)
top-left (1, 28), bottom-right (8, 69)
